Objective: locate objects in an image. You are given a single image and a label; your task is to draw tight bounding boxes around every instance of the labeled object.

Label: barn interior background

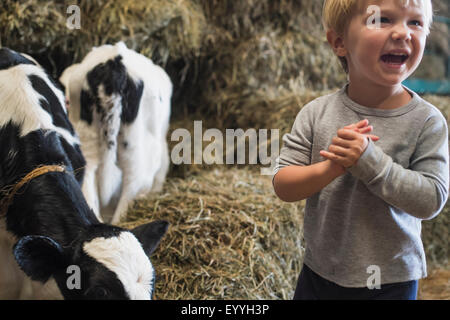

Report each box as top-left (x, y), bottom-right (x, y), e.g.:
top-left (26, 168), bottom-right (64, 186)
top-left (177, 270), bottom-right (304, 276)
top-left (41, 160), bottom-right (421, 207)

top-left (0, 0), bottom-right (448, 299)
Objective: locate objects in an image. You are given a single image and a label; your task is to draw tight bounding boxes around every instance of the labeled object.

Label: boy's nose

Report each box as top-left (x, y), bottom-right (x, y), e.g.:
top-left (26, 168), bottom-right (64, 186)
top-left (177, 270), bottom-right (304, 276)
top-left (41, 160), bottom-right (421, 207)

top-left (391, 24), bottom-right (412, 41)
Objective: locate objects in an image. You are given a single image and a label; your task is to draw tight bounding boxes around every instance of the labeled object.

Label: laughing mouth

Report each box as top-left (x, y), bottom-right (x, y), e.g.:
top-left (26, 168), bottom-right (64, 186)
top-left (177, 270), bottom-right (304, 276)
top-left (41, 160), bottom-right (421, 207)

top-left (380, 53), bottom-right (409, 65)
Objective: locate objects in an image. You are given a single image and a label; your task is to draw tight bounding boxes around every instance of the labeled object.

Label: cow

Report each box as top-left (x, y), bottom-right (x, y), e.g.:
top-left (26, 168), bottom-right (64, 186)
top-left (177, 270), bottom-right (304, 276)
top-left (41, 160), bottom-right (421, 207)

top-left (60, 42), bottom-right (172, 224)
top-left (0, 47), bottom-right (168, 300)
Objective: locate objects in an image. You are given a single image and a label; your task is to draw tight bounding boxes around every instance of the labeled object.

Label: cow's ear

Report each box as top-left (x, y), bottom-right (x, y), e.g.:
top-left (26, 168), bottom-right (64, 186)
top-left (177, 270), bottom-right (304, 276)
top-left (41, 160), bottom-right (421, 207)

top-left (13, 235), bottom-right (66, 283)
top-left (131, 220), bottom-right (169, 256)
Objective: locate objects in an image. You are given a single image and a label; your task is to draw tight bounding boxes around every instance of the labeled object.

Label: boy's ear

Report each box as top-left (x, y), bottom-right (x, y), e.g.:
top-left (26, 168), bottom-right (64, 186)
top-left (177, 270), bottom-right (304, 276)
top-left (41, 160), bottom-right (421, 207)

top-left (13, 235), bottom-right (66, 283)
top-left (326, 29), bottom-right (347, 57)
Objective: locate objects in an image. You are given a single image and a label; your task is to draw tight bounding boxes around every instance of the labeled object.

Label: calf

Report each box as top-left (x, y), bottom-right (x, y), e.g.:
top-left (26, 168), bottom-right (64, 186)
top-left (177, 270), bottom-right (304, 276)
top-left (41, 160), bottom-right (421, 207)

top-left (60, 42), bottom-right (172, 224)
top-left (0, 47), bottom-right (168, 300)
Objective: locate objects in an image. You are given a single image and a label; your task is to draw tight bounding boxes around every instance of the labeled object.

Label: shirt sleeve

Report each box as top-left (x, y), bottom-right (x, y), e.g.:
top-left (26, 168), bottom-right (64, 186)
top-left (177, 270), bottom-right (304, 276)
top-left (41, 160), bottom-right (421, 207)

top-left (347, 113), bottom-right (449, 220)
top-left (273, 104), bottom-right (314, 176)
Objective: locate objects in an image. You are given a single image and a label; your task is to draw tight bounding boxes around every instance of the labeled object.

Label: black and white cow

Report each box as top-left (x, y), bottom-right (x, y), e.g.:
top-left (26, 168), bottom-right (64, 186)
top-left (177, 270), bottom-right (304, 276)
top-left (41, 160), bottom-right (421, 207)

top-left (0, 47), bottom-right (168, 300)
top-left (60, 42), bottom-right (172, 224)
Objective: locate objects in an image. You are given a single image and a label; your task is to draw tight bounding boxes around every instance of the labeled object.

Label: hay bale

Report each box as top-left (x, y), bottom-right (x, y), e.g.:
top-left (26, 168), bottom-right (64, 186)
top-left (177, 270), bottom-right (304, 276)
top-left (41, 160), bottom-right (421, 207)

top-left (120, 167), bottom-right (304, 299)
top-left (0, 0), bottom-right (208, 78)
top-left (195, 31), bottom-right (345, 128)
top-left (179, 0), bottom-right (345, 124)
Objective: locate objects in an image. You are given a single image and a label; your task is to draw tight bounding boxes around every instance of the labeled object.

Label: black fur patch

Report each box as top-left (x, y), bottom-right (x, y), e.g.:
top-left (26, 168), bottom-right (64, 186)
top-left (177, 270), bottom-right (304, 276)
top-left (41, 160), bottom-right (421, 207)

top-left (66, 246), bottom-right (129, 300)
top-left (60, 139), bottom-right (86, 185)
top-left (0, 125), bottom-right (93, 240)
top-left (87, 56), bottom-right (127, 97)
top-left (28, 74), bottom-right (75, 135)
top-left (80, 89), bottom-right (94, 125)
top-left (82, 55), bottom-right (143, 125)
top-left (121, 78), bottom-right (143, 124)
top-left (0, 123), bottom-right (21, 186)
top-left (0, 47), bottom-right (36, 70)
top-left (82, 224), bottom-right (125, 243)
top-left (13, 235), bottom-right (66, 282)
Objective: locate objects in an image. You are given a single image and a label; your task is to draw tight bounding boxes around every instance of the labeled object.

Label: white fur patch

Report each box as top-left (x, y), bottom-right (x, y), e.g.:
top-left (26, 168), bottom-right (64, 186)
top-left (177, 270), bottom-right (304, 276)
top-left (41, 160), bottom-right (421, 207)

top-left (0, 64), bottom-right (79, 146)
top-left (82, 231), bottom-right (154, 300)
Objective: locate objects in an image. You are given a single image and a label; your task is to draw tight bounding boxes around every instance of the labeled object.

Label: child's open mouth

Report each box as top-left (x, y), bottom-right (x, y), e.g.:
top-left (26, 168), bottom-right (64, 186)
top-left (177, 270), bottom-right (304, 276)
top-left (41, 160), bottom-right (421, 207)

top-left (380, 53), bottom-right (409, 68)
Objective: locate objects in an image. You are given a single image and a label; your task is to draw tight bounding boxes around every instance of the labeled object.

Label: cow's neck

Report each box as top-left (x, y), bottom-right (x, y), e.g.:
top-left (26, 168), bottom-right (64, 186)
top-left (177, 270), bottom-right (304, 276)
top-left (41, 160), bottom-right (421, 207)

top-left (5, 164), bottom-right (99, 247)
top-left (1, 125), bottom-right (97, 245)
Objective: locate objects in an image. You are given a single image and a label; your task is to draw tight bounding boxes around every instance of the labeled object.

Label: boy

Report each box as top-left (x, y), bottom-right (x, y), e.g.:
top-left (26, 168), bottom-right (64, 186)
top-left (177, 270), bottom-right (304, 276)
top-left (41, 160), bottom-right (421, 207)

top-left (273, 0), bottom-right (449, 300)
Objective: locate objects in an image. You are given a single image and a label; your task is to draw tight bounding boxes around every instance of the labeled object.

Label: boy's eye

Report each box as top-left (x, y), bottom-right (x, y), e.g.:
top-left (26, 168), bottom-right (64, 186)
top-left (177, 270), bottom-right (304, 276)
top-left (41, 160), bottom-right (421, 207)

top-left (367, 16), bottom-right (389, 26)
top-left (409, 20), bottom-right (422, 27)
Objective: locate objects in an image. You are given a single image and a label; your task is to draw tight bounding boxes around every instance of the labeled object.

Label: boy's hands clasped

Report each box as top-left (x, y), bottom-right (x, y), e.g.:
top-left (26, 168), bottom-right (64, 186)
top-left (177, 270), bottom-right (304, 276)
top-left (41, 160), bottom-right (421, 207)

top-left (320, 119), bottom-right (379, 169)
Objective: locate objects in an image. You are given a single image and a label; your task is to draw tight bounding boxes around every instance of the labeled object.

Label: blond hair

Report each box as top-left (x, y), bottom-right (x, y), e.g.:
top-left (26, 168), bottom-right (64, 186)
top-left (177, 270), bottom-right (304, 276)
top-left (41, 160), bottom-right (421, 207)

top-left (322, 0), bottom-right (433, 72)
top-left (322, 0), bottom-right (358, 37)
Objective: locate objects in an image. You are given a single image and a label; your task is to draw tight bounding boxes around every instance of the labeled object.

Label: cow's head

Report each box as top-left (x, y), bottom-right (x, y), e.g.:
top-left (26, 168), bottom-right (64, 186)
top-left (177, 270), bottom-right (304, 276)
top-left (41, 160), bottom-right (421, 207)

top-left (13, 220), bottom-right (168, 300)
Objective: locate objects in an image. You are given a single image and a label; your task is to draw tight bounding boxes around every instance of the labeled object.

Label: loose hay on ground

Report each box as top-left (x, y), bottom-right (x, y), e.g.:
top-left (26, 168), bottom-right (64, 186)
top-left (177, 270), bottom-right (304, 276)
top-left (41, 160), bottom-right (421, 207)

top-left (418, 265), bottom-right (450, 300)
top-left (120, 167), bottom-right (305, 300)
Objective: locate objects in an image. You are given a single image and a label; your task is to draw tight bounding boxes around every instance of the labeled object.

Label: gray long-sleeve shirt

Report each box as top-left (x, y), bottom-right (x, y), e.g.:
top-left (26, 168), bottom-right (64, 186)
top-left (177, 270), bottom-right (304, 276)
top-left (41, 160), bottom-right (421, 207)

top-left (274, 84), bottom-right (449, 287)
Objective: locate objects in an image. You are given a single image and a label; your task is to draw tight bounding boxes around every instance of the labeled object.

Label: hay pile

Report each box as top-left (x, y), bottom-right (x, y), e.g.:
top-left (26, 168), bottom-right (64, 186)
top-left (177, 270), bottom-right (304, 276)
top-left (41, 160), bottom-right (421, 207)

top-left (120, 167), bottom-right (305, 300)
top-left (0, 0), bottom-right (207, 80)
top-left (0, 0), bottom-right (343, 125)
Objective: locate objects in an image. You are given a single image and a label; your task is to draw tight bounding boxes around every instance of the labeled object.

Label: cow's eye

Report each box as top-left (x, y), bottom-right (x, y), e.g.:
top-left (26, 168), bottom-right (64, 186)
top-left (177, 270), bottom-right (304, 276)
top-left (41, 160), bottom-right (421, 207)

top-left (91, 286), bottom-right (109, 299)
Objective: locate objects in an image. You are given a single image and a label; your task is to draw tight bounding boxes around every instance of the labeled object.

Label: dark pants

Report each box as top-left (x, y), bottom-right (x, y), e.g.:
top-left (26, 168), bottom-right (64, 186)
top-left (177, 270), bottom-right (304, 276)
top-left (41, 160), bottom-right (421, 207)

top-left (294, 264), bottom-right (418, 300)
